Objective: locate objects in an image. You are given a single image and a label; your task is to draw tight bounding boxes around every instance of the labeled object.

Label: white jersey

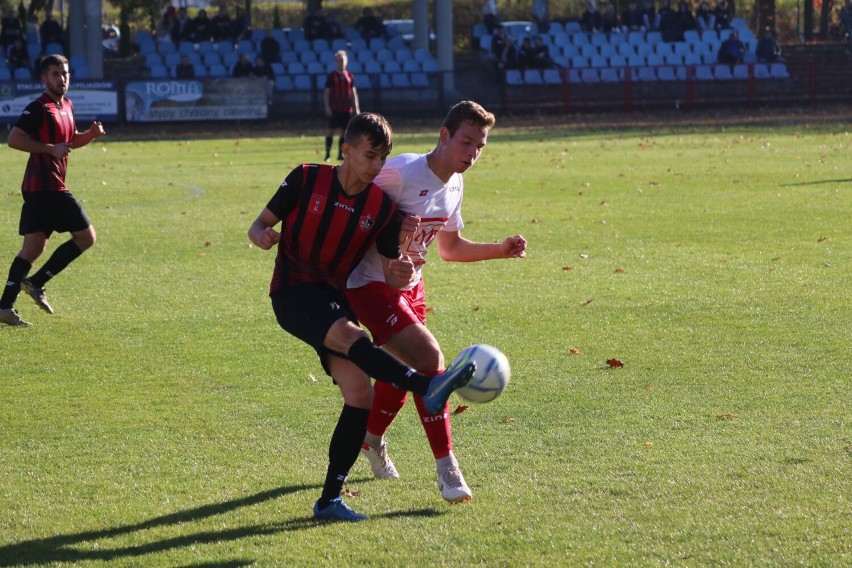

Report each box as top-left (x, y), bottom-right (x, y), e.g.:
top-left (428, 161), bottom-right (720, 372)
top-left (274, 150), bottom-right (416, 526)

top-left (347, 153), bottom-right (464, 291)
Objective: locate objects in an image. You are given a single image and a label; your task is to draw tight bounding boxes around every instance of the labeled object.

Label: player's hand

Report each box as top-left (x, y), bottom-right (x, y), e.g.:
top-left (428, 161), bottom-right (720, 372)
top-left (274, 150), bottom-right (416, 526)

top-left (48, 143), bottom-right (71, 158)
top-left (501, 234), bottom-right (527, 258)
top-left (257, 227), bottom-right (281, 250)
top-left (388, 255), bottom-right (415, 282)
top-left (399, 214), bottom-right (421, 245)
top-left (89, 121), bottom-right (105, 138)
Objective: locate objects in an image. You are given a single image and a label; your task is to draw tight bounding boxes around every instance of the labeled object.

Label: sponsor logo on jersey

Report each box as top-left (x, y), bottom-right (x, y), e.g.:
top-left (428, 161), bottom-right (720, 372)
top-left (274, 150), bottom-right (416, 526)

top-left (335, 201), bottom-right (355, 213)
top-left (309, 193), bottom-right (326, 214)
top-left (359, 213), bottom-right (375, 231)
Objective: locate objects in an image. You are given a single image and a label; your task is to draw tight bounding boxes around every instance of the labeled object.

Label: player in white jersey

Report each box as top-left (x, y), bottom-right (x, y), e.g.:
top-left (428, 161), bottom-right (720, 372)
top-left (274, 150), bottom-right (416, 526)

top-left (346, 101), bottom-right (527, 503)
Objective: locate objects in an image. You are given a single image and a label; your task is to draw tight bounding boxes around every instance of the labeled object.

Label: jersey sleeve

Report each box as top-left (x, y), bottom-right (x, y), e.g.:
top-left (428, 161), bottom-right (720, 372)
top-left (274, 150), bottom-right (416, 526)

top-left (375, 210), bottom-right (403, 259)
top-left (265, 165), bottom-right (304, 221)
top-left (14, 100), bottom-right (43, 136)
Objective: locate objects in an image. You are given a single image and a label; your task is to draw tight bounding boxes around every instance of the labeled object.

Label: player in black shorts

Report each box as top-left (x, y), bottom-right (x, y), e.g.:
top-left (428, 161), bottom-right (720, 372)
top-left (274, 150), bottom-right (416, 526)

top-left (323, 50), bottom-right (360, 162)
top-left (248, 113), bottom-right (475, 522)
top-left (1, 54), bottom-right (105, 326)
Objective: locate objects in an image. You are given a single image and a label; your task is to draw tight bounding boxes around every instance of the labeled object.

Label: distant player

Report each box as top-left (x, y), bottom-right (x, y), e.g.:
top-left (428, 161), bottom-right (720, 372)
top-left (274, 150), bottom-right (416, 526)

top-left (346, 101), bottom-right (527, 502)
top-left (1, 54), bottom-right (105, 326)
top-left (323, 50), bottom-right (359, 162)
top-left (248, 112), bottom-right (475, 522)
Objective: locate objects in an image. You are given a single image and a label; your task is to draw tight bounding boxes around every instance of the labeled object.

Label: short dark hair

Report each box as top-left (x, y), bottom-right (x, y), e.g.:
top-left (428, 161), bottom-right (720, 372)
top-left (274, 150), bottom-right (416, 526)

top-left (442, 100), bottom-right (496, 137)
top-left (344, 112), bottom-right (393, 153)
top-left (40, 54), bottom-right (68, 76)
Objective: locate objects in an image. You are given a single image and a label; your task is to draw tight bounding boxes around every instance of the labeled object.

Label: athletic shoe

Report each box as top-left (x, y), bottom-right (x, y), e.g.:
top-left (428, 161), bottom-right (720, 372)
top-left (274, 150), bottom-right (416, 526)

top-left (361, 441), bottom-right (400, 479)
top-left (0, 308), bottom-right (31, 326)
top-left (20, 279), bottom-right (54, 314)
top-left (313, 497), bottom-right (368, 522)
top-left (437, 457), bottom-right (473, 504)
top-left (422, 360), bottom-right (476, 415)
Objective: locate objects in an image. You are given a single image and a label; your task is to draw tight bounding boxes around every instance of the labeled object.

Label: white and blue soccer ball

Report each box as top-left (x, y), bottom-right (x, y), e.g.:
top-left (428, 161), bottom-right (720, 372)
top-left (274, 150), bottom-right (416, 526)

top-left (452, 344), bottom-right (510, 403)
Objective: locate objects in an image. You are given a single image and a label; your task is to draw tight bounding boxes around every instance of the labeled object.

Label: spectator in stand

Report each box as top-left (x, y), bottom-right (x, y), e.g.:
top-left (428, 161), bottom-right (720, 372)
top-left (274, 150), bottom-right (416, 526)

top-left (325, 11), bottom-right (344, 40)
top-left (491, 25), bottom-right (518, 71)
top-left (841, 0), bottom-right (852, 46)
top-left (713, 0), bottom-right (733, 31)
top-left (717, 29), bottom-right (745, 64)
top-left (211, 5), bottom-right (232, 42)
top-left (230, 6), bottom-right (249, 41)
top-left (640, 0), bottom-right (657, 30)
top-left (621, 1), bottom-right (645, 32)
top-left (155, 13), bottom-right (173, 44)
top-left (755, 29), bottom-right (783, 62)
top-left (252, 54), bottom-right (274, 79)
top-left (175, 54), bottom-right (194, 78)
top-left (581, 1), bottom-right (603, 33)
top-left (232, 53), bottom-right (253, 77)
top-left (303, 7), bottom-right (328, 41)
top-left (517, 36), bottom-right (534, 69)
top-left (1, 8), bottom-right (23, 56)
top-left (39, 11), bottom-right (62, 51)
top-left (171, 7), bottom-right (194, 43)
top-left (260, 29), bottom-right (281, 63)
top-left (7, 36), bottom-right (29, 74)
top-left (601, 3), bottom-right (619, 33)
top-left (192, 9), bottom-right (215, 43)
top-left (531, 0), bottom-right (550, 33)
top-left (695, 1), bottom-right (714, 32)
top-left (530, 35), bottom-right (554, 68)
top-left (670, 1), bottom-right (697, 42)
top-left (656, 0), bottom-right (676, 36)
top-left (482, 0), bottom-right (501, 35)
top-left (355, 7), bottom-right (386, 41)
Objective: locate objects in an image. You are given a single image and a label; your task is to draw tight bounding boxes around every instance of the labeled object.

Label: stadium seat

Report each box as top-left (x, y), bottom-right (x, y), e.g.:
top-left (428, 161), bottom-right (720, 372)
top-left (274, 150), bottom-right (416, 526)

top-left (192, 64), bottom-right (208, 78)
top-left (646, 31), bottom-right (663, 45)
top-left (713, 64), bottom-right (733, 80)
top-left (149, 64), bottom-right (168, 78)
top-left (684, 30), bottom-right (701, 44)
top-left (636, 67), bottom-right (657, 81)
top-left (657, 66), bottom-right (676, 81)
top-left (570, 55), bottom-right (589, 68)
top-left (662, 52), bottom-right (682, 66)
top-left (683, 53), bottom-right (702, 66)
top-left (609, 54), bottom-right (627, 68)
top-left (383, 60), bottom-right (402, 73)
top-left (598, 44), bottom-right (617, 59)
top-left (770, 62), bottom-right (789, 79)
top-left (590, 54), bottom-right (608, 68)
top-left (45, 42), bottom-right (63, 54)
top-left (580, 43), bottom-right (598, 58)
top-left (347, 61), bottom-right (363, 73)
top-left (579, 68), bottom-right (600, 83)
top-left (375, 49), bottom-right (394, 63)
top-left (402, 59), bottom-right (420, 72)
top-left (223, 52), bottom-right (240, 69)
top-left (608, 32), bottom-right (627, 46)
top-left (299, 50), bottom-right (318, 64)
top-left (391, 73), bottom-right (411, 88)
top-left (198, 41), bottom-right (216, 54)
top-left (599, 67), bottom-right (621, 82)
top-left (293, 74), bottom-right (313, 90)
top-left (506, 69), bottom-right (523, 85)
top-left (0, 68), bottom-right (9, 81)
top-left (694, 65), bottom-right (715, 80)
top-left (353, 74), bottom-right (371, 89)
top-left (306, 61), bottom-right (325, 75)
top-left (208, 64), bottom-right (228, 77)
top-left (369, 38), bottom-right (386, 51)
top-left (627, 31), bottom-right (644, 45)
top-left (216, 40), bottom-right (234, 53)
top-left (564, 21), bottom-right (582, 34)
top-left (543, 68), bottom-right (563, 84)
top-left (410, 72), bottom-right (429, 87)
top-left (523, 69), bottom-right (544, 84)
top-left (145, 53), bottom-right (164, 68)
top-left (572, 32), bottom-right (590, 46)
top-left (617, 43), bottom-right (635, 57)
top-left (312, 38), bottom-right (330, 53)
top-left (590, 32), bottom-right (608, 46)
top-left (627, 54), bottom-right (645, 67)
top-left (237, 40), bottom-right (254, 54)
top-left (421, 59), bottom-right (439, 73)
top-left (364, 61), bottom-right (382, 75)
top-left (203, 52), bottom-right (221, 66)
top-left (732, 64), bottom-right (750, 80)
top-left (645, 53), bottom-right (664, 66)
top-left (753, 63), bottom-right (771, 79)
top-left (164, 53), bottom-right (181, 67)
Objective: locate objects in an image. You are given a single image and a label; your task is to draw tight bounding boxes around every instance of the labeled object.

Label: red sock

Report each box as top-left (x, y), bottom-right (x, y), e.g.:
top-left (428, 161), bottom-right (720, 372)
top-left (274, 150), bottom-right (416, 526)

top-left (366, 380), bottom-right (408, 438)
top-left (413, 388), bottom-right (452, 460)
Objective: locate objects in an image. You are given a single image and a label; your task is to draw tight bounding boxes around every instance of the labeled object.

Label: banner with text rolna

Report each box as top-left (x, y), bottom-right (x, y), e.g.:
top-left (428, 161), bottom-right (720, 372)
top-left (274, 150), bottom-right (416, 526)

top-left (125, 78), bottom-right (268, 122)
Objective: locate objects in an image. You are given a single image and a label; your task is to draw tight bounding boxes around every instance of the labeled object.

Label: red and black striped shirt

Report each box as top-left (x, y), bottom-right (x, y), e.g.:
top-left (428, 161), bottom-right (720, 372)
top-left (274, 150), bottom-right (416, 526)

top-left (15, 93), bottom-right (76, 193)
top-left (324, 70), bottom-right (356, 113)
top-left (266, 163), bottom-right (400, 293)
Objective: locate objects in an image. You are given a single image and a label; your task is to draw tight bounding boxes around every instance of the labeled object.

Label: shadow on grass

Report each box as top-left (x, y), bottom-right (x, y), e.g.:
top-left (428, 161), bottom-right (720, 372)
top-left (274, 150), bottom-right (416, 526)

top-left (0, 484), bottom-right (444, 566)
top-left (779, 177), bottom-right (852, 187)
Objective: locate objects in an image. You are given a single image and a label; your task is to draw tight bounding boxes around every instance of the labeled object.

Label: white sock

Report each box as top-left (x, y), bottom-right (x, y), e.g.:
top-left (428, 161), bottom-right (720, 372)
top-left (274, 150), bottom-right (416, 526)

top-left (364, 431), bottom-right (383, 448)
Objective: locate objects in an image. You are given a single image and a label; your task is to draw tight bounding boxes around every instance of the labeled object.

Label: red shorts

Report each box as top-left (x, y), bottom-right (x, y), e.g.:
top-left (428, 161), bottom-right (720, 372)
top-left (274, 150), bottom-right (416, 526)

top-left (346, 280), bottom-right (427, 346)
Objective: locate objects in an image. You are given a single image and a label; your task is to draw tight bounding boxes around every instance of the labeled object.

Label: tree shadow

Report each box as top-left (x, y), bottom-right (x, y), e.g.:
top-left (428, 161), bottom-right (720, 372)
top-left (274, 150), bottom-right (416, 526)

top-left (779, 178), bottom-right (852, 187)
top-left (0, 484), bottom-right (443, 566)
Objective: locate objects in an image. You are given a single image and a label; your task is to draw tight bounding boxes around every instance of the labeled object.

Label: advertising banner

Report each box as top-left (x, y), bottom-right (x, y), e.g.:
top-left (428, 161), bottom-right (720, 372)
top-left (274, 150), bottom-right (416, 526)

top-left (125, 78), bottom-right (268, 122)
top-left (0, 80), bottom-right (119, 124)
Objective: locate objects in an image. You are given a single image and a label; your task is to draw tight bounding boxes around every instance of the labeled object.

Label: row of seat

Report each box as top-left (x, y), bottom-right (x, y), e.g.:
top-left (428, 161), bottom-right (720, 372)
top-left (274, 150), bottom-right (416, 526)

top-left (274, 71), bottom-right (430, 92)
top-left (507, 62), bottom-right (790, 85)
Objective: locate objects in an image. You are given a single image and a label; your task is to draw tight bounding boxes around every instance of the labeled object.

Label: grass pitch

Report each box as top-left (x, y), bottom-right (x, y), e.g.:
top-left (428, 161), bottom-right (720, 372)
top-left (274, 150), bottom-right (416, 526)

top-left (0, 117), bottom-right (849, 566)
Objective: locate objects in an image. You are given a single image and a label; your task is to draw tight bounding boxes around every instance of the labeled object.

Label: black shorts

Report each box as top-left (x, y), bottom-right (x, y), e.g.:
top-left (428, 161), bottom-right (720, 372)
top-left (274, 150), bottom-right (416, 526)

top-left (328, 111), bottom-right (352, 130)
top-left (19, 191), bottom-right (91, 238)
top-left (271, 282), bottom-right (359, 376)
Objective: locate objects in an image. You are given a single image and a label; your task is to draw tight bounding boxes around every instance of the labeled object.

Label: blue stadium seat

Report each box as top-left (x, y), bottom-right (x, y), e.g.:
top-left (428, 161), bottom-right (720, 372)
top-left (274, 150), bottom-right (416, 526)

top-left (410, 72), bottom-right (429, 87)
top-left (293, 74), bottom-right (313, 90)
top-left (306, 61), bottom-right (325, 75)
top-left (636, 67), bottom-right (657, 81)
top-left (164, 53), bottom-right (181, 67)
top-left (0, 68), bottom-right (11, 80)
top-left (149, 64), bottom-right (168, 78)
top-left (364, 61), bottom-right (382, 75)
top-left (216, 40), bottom-right (234, 53)
top-left (402, 59), bottom-right (420, 72)
top-left (770, 62), bottom-right (789, 79)
top-left (523, 69), bottom-right (543, 84)
top-left (274, 75), bottom-right (294, 90)
top-left (694, 65), bottom-right (715, 80)
top-left (347, 60), bottom-right (363, 73)
top-left (753, 63), bottom-right (771, 79)
top-left (158, 41), bottom-right (177, 54)
top-left (391, 73), bottom-right (411, 87)
top-left (287, 62), bottom-right (306, 75)
top-left (506, 69), bottom-right (523, 85)
top-left (590, 54), bottom-right (608, 68)
top-left (202, 52), bottom-right (221, 66)
top-left (598, 44), bottom-right (617, 58)
top-left (732, 63), bottom-right (750, 80)
top-left (145, 53), bottom-right (164, 68)
top-left (383, 60), bottom-right (402, 73)
top-left (208, 64), bottom-right (228, 77)
top-left (713, 64), bottom-right (733, 80)
top-left (223, 52), bottom-right (240, 69)
top-left (570, 55), bottom-right (589, 68)
top-left (657, 66), bottom-right (677, 81)
top-left (354, 74), bottom-right (371, 89)
top-left (45, 42), bottom-right (63, 54)
top-left (599, 67), bottom-right (621, 82)
top-left (542, 68), bottom-right (562, 84)
top-left (579, 68), bottom-right (600, 83)
top-left (580, 43), bottom-right (598, 58)
top-left (193, 64), bottom-right (208, 77)
top-left (299, 50), bottom-right (318, 64)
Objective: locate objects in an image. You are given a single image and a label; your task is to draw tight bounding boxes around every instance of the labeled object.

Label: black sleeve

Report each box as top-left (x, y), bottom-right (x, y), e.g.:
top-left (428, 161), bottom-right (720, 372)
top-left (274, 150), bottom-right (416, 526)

top-left (375, 211), bottom-right (403, 259)
top-left (265, 165), bottom-right (304, 221)
top-left (14, 100), bottom-right (42, 135)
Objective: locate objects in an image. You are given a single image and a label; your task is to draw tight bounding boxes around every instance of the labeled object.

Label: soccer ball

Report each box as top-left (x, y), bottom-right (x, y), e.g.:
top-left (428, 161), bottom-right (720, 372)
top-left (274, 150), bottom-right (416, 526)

top-left (452, 344), bottom-right (510, 403)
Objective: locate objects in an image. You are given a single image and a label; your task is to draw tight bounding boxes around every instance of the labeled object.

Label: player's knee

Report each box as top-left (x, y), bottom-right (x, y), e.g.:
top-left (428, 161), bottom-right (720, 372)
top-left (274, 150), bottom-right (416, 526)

top-left (74, 227), bottom-right (96, 251)
top-left (344, 383), bottom-right (374, 409)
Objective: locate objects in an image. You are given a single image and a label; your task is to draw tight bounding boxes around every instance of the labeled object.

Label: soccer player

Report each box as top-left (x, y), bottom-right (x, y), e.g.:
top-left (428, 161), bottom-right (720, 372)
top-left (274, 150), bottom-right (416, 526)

top-left (346, 100), bottom-right (527, 503)
top-left (322, 50), bottom-right (359, 163)
top-left (247, 112), bottom-right (475, 522)
top-left (0, 54), bottom-right (105, 327)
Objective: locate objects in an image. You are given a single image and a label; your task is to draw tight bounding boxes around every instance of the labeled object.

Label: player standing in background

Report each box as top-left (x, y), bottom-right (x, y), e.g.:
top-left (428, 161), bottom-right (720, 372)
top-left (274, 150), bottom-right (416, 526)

top-left (323, 50), bottom-right (360, 162)
top-left (248, 112), bottom-right (475, 522)
top-left (0, 54), bottom-right (105, 327)
top-left (346, 100), bottom-right (527, 503)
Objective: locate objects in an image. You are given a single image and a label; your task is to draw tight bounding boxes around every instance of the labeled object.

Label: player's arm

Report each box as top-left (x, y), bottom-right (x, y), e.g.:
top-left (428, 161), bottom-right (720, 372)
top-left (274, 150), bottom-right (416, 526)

top-left (248, 208), bottom-right (281, 250)
top-left (70, 121), bottom-right (106, 148)
top-left (323, 86), bottom-right (332, 116)
top-left (436, 230), bottom-right (527, 262)
top-left (7, 126), bottom-right (70, 159)
top-left (376, 212), bottom-right (415, 289)
top-left (351, 86), bottom-right (360, 115)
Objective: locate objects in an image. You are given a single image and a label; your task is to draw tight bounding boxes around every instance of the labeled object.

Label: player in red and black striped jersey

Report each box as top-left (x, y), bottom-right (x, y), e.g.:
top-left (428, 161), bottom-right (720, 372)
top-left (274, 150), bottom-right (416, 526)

top-left (0, 54), bottom-right (105, 327)
top-left (248, 113), bottom-right (475, 522)
top-left (322, 50), bottom-right (360, 162)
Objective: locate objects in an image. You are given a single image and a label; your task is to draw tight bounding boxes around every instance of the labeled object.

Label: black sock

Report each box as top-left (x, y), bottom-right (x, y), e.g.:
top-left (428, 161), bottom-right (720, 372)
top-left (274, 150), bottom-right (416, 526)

top-left (318, 404), bottom-right (370, 507)
top-left (28, 240), bottom-right (82, 288)
top-left (0, 256), bottom-right (32, 310)
top-left (324, 136), bottom-right (332, 157)
top-left (337, 137), bottom-right (344, 158)
top-left (347, 336), bottom-right (430, 394)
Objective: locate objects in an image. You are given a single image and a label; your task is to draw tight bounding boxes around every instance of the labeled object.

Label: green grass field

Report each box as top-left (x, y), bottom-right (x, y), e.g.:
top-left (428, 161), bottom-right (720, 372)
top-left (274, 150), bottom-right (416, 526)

top-left (1, 117), bottom-right (849, 566)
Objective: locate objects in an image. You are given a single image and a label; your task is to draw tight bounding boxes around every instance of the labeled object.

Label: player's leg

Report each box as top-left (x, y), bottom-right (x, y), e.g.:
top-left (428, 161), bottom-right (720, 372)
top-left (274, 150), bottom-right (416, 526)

top-left (0, 205), bottom-right (49, 325)
top-left (314, 355), bottom-right (372, 522)
top-left (324, 115), bottom-right (336, 161)
top-left (336, 126), bottom-right (345, 160)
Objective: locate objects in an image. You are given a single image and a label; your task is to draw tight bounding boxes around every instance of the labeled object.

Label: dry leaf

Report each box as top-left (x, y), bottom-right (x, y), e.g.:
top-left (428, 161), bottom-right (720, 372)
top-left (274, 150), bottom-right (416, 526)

top-left (817, 236), bottom-right (827, 243)
top-left (501, 417), bottom-right (515, 423)
top-left (644, 441), bottom-right (654, 447)
top-left (715, 413), bottom-right (738, 420)
top-left (341, 488), bottom-right (361, 498)
top-left (453, 405), bottom-right (469, 415)
top-left (614, 267), bottom-right (625, 273)
top-left (472, 306), bottom-right (480, 312)
top-left (606, 359), bottom-right (624, 368)
top-left (581, 299), bottom-right (593, 306)
top-left (204, 241), bottom-right (212, 248)
top-left (569, 347), bottom-right (583, 355)
top-left (309, 374), bottom-right (318, 383)
top-left (644, 385), bottom-right (654, 390)
top-left (562, 266), bottom-right (573, 271)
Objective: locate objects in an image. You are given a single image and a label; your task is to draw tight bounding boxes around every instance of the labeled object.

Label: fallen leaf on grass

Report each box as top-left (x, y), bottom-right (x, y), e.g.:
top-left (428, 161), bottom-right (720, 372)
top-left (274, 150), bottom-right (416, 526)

top-left (453, 405), bottom-right (469, 415)
top-left (341, 488), bottom-right (361, 498)
top-left (581, 299), bottom-right (594, 306)
top-left (644, 441), bottom-right (654, 447)
top-left (569, 347), bottom-right (583, 355)
top-left (562, 266), bottom-right (573, 271)
top-left (309, 374), bottom-right (318, 383)
top-left (606, 359), bottom-right (624, 368)
top-left (817, 236), bottom-right (828, 243)
top-left (614, 267), bottom-right (625, 273)
top-left (643, 385), bottom-right (654, 390)
top-left (715, 413), bottom-right (738, 420)
top-left (501, 417), bottom-right (515, 423)
top-left (472, 306), bottom-right (480, 312)
top-left (203, 241), bottom-right (212, 248)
